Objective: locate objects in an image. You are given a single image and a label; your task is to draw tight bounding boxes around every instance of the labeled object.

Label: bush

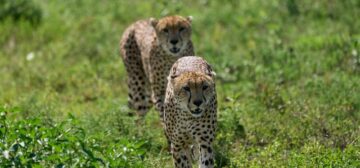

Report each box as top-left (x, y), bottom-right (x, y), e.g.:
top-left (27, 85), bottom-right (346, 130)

top-left (0, 0), bottom-right (42, 25)
top-left (0, 107), bottom-right (146, 167)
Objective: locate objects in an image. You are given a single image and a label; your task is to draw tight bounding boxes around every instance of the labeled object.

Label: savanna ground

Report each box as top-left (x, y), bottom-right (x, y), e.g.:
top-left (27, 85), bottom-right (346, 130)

top-left (0, 0), bottom-right (360, 167)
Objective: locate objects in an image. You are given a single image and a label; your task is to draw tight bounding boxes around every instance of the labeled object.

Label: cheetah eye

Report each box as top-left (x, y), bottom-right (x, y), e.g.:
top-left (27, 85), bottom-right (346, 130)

top-left (162, 28), bottom-right (169, 33)
top-left (183, 86), bottom-right (190, 92)
top-left (202, 85), bottom-right (208, 90)
top-left (179, 27), bottom-right (185, 32)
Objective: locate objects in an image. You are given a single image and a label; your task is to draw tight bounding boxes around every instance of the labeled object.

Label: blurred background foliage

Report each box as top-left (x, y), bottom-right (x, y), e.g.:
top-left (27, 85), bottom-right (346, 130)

top-left (0, 0), bottom-right (42, 25)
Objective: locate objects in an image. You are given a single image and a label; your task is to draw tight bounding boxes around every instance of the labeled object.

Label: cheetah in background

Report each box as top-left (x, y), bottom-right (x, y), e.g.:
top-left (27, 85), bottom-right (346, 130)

top-left (164, 56), bottom-right (217, 168)
top-left (119, 15), bottom-right (195, 119)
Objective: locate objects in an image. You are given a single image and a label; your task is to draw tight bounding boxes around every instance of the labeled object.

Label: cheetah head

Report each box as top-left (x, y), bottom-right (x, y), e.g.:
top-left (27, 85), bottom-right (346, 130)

top-left (150, 15), bottom-right (192, 56)
top-left (169, 71), bottom-right (215, 117)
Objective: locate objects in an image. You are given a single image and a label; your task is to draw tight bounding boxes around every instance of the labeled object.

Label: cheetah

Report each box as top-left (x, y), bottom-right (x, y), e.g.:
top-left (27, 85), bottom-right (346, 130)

top-left (164, 56), bottom-right (217, 168)
top-left (119, 15), bottom-right (195, 119)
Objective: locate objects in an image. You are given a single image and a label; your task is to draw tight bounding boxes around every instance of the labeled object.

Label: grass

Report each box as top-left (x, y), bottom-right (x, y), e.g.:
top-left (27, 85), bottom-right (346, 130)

top-left (0, 0), bottom-right (359, 167)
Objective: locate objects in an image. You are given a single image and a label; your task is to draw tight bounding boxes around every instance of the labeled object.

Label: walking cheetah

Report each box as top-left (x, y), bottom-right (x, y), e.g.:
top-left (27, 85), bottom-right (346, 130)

top-left (119, 15), bottom-right (195, 119)
top-left (164, 56), bottom-right (217, 168)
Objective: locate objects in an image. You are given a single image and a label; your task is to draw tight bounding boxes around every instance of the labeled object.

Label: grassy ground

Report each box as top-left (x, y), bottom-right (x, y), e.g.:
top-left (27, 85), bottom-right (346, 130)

top-left (1, 0), bottom-right (360, 167)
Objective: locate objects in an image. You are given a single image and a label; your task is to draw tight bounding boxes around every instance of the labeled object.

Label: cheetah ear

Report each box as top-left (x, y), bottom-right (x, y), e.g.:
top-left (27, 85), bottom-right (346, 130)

top-left (169, 74), bottom-right (178, 80)
top-left (206, 70), bottom-right (216, 78)
top-left (209, 71), bottom-right (217, 77)
top-left (150, 18), bottom-right (158, 27)
top-left (206, 64), bottom-right (216, 77)
top-left (168, 63), bottom-right (179, 81)
top-left (186, 16), bottom-right (193, 23)
top-left (168, 73), bottom-right (179, 83)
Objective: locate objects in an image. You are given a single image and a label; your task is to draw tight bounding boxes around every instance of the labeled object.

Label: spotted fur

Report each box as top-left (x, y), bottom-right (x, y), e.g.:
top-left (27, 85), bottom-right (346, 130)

top-left (119, 15), bottom-right (194, 118)
top-left (164, 56), bottom-right (217, 168)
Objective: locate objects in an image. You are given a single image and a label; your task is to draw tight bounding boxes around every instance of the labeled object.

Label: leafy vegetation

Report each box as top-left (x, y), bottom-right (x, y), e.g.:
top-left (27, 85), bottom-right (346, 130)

top-left (0, 0), bottom-right (359, 167)
top-left (0, 106), bottom-right (146, 167)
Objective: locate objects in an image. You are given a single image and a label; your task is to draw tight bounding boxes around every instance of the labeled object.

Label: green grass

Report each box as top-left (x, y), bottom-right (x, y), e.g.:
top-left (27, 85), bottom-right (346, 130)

top-left (1, 0), bottom-right (360, 167)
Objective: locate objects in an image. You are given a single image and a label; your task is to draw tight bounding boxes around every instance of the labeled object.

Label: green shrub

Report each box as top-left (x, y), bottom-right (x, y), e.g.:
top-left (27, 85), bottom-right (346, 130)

top-left (0, 107), bottom-right (146, 167)
top-left (0, 0), bottom-right (42, 25)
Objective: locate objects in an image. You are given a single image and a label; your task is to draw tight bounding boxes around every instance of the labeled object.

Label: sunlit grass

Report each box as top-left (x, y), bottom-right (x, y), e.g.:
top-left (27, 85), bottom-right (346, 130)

top-left (0, 0), bottom-right (359, 167)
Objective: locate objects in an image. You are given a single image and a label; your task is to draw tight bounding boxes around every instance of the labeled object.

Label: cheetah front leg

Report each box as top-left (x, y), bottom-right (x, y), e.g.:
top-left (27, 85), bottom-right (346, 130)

top-left (148, 62), bottom-right (168, 121)
top-left (198, 143), bottom-right (214, 168)
top-left (194, 126), bottom-right (215, 168)
top-left (171, 143), bottom-right (192, 168)
top-left (151, 87), bottom-right (166, 120)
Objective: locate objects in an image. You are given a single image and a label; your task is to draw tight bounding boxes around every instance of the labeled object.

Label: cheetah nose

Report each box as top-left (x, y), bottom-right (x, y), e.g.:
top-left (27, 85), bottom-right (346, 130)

top-left (170, 39), bottom-right (178, 45)
top-left (193, 100), bottom-right (203, 106)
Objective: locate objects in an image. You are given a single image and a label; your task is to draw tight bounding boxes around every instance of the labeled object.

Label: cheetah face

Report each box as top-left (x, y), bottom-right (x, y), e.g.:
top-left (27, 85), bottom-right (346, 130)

top-left (151, 15), bottom-right (192, 56)
top-left (171, 72), bottom-right (215, 117)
